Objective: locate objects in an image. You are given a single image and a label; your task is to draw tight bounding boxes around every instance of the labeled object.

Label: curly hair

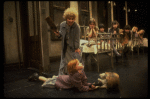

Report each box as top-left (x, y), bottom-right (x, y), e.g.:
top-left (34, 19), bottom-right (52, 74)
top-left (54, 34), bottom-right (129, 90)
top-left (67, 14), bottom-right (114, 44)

top-left (67, 59), bottom-right (79, 74)
top-left (88, 18), bottom-right (98, 31)
top-left (132, 26), bottom-right (138, 31)
top-left (106, 72), bottom-right (120, 89)
top-left (89, 18), bottom-right (96, 25)
top-left (63, 8), bottom-right (78, 20)
top-left (138, 29), bottom-right (145, 34)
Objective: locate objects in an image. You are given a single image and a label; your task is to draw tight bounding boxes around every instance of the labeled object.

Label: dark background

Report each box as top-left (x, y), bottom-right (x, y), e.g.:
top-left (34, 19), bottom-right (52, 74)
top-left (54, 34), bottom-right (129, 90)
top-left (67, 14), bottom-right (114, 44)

top-left (115, 1), bottom-right (148, 38)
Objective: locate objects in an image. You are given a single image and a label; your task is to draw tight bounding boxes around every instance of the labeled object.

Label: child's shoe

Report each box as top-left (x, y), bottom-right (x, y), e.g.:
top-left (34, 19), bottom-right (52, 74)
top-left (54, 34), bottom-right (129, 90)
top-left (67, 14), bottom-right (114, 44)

top-left (28, 73), bottom-right (39, 81)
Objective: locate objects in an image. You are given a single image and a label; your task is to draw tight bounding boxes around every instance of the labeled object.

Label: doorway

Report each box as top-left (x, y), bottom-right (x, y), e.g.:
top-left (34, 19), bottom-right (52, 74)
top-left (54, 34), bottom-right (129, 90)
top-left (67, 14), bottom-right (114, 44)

top-left (19, 1), bottom-right (42, 71)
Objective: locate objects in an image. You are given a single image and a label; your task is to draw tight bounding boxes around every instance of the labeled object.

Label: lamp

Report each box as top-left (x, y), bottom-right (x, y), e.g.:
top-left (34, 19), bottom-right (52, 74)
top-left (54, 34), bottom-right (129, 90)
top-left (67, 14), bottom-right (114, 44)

top-left (123, 6), bottom-right (126, 10)
top-left (128, 8), bottom-right (130, 12)
top-left (113, 2), bottom-right (116, 6)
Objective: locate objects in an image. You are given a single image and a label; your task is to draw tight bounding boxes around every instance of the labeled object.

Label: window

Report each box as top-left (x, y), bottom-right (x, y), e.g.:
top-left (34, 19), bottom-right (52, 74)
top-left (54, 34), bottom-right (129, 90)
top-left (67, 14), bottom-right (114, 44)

top-left (78, 1), bottom-right (90, 39)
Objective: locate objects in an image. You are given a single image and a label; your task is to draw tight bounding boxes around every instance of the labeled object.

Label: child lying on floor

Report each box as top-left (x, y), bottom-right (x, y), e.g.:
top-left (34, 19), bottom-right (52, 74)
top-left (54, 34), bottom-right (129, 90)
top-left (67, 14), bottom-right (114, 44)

top-left (28, 59), bottom-right (101, 92)
top-left (94, 72), bottom-right (120, 92)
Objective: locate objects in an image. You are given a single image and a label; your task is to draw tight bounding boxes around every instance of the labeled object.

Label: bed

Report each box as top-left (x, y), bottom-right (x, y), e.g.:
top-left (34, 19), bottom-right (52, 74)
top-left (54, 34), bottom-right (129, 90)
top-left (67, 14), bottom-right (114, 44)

top-left (80, 32), bottom-right (147, 72)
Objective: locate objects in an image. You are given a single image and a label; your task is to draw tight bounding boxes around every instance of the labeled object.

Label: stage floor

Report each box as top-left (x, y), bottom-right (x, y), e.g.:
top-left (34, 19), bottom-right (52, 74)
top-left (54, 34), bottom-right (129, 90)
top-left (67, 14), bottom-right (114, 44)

top-left (4, 53), bottom-right (148, 98)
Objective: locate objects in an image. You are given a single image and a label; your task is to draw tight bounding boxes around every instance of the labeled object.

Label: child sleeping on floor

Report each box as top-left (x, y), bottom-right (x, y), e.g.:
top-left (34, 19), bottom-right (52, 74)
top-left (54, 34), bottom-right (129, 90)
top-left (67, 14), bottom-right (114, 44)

top-left (94, 72), bottom-right (120, 92)
top-left (28, 59), bottom-right (100, 92)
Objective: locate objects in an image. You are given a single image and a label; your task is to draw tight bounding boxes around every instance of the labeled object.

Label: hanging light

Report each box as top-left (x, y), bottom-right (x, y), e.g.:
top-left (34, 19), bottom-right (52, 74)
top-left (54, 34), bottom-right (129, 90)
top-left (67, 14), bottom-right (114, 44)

top-left (108, 1), bottom-right (111, 3)
top-left (128, 8), bottom-right (130, 12)
top-left (135, 9), bottom-right (137, 12)
top-left (123, 6), bottom-right (126, 10)
top-left (113, 2), bottom-right (116, 6)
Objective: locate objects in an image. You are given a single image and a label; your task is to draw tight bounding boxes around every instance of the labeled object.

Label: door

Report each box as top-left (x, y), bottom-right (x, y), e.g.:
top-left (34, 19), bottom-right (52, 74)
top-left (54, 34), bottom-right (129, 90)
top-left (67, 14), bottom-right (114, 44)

top-left (78, 1), bottom-right (90, 39)
top-left (20, 1), bottom-right (42, 71)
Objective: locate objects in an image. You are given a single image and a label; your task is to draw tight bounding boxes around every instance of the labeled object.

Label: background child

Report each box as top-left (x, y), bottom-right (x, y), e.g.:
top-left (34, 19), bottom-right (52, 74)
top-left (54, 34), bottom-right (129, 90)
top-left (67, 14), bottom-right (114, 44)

top-left (99, 24), bottom-right (105, 33)
top-left (131, 26), bottom-right (138, 39)
top-left (109, 20), bottom-right (120, 36)
top-left (108, 20), bottom-right (121, 62)
top-left (137, 29), bottom-right (145, 40)
top-left (121, 25), bottom-right (132, 56)
top-left (86, 18), bottom-right (99, 44)
top-left (137, 29), bottom-right (146, 45)
top-left (98, 24), bottom-right (107, 43)
top-left (85, 18), bottom-right (99, 71)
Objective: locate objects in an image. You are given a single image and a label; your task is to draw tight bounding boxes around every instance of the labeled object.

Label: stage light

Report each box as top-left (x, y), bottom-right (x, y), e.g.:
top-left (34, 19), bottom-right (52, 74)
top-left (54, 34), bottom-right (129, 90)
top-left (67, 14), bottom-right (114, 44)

top-left (123, 6), bottom-right (126, 10)
top-left (128, 9), bottom-right (130, 12)
top-left (114, 2), bottom-right (116, 6)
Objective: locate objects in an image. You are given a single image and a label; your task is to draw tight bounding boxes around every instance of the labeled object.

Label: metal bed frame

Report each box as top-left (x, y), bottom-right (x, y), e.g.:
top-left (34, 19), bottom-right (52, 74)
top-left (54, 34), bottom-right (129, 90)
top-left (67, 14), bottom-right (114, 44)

top-left (80, 26), bottom-right (141, 72)
top-left (96, 33), bottom-right (124, 72)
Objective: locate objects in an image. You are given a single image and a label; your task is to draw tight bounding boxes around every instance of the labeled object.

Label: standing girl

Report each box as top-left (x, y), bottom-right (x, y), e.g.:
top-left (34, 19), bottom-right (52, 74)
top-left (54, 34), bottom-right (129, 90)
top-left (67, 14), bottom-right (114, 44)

top-left (108, 21), bottom-right (121, 62)
top-left (53, 8), bottom-right (83, 75)
top-left (85, 18), bottom-right (99, 71)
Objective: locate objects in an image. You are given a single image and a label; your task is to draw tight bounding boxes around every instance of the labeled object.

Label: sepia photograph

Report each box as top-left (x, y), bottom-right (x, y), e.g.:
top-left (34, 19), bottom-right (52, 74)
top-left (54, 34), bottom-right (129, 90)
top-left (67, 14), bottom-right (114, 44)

top-left (3, 1), bottom-right (148, 98)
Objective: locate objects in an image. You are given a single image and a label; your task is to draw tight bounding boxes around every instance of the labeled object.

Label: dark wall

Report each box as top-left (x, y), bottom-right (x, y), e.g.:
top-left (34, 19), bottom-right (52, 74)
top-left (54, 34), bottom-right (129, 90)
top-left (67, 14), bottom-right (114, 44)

top-left (115, 1), bottom-right (148, 38)
top-left (128, 2), bottom-right (148, 38)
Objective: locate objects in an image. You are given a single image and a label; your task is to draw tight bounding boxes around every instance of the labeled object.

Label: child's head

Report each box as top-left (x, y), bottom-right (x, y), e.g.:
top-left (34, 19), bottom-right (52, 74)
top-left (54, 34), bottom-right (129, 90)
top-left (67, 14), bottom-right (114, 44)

top-left (138, 29), bottom-right (145, 34)
top-left (67, 59), bottom-right (84, 74)
top-left (124, 25), bottom-right (131, 33)
top-left (105, 72), bottom-right (120, 89)
top-left (138, 29), bottom-right (145, 39)
top-left (63, 8), bottom-right (78, 26)
top-left (99, 24), bottom-right (105, 32)
top-left (119, 29), bottom-right (124, 34)
top-left (132, 26), bottom-right (138, 32)
top-left (63, 8), bottom-right (78, 20)
top-left (112, 20), bottom-right (119, 29)
top-left (89, 18), bottom-right (96, 29)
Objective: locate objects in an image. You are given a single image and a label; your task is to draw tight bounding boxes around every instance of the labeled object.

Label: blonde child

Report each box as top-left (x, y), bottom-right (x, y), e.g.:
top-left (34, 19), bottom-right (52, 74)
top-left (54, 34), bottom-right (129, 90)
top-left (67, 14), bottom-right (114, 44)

top-left (95, 72), bottom-right (120, 92)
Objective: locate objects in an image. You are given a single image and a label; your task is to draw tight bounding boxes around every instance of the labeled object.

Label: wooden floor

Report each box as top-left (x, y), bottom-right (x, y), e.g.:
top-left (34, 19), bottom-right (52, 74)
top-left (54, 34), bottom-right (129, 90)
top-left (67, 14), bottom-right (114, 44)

top-left (4, 51), bottom-right (148, 98)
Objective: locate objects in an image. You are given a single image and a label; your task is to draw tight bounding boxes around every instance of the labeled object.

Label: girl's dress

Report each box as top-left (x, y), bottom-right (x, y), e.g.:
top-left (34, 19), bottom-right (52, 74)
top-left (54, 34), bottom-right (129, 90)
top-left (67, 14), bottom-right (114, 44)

top-left (42, 70), bottom-right (92, 92)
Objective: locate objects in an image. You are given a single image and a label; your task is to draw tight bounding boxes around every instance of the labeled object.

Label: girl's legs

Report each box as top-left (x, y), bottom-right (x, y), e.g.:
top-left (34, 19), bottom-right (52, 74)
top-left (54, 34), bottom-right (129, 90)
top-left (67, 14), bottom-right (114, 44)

top-left (28, 73), bottom-right (48, 82)
top-left (39, 76), bottom-right (48, 82)
top-left (111, 40), bottom-right (121, 56)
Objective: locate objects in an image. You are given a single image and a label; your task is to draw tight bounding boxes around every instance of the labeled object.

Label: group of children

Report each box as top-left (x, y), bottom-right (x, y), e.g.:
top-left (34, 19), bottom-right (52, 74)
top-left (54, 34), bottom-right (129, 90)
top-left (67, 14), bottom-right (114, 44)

top-left (28, 7), bottom-right (145, 93)
top-left (28, 18), bottom-right (145, 92)
top-left (86, 18), bottom-right (146, 58)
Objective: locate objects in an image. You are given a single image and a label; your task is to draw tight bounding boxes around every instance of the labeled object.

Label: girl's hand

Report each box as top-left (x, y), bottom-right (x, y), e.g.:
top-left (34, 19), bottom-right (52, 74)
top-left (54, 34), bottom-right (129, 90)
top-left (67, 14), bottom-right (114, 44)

top-left (91, 26), bottom-right (94, 29)
top-left (75, 48), bottom-right (81, 54)
top-left (89, 88), bottom-right (93, 91)
top-left (53, 31), bottom-right (60, 36)
top-left (91, 85), bottom-right (96, 89)
top-left (113, 31), bottom-right (116, 34)
top-left (89, 85), bottom-right (97, 91)
top-left (92, 29), bottom-right (98, 37)
top-left (92, 28), bottom-right (96, 33)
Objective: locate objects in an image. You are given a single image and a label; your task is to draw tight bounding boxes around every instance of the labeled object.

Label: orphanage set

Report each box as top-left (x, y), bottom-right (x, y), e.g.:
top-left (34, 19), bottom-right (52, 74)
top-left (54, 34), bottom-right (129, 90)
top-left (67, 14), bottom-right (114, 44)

top-left (28, 7), bottom-right (148, 93)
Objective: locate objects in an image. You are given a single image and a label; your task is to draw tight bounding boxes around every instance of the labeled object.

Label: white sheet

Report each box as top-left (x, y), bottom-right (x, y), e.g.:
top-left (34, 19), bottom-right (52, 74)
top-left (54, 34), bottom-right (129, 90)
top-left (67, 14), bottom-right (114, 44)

top-left (80, 39), bottom-right (123, 54)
